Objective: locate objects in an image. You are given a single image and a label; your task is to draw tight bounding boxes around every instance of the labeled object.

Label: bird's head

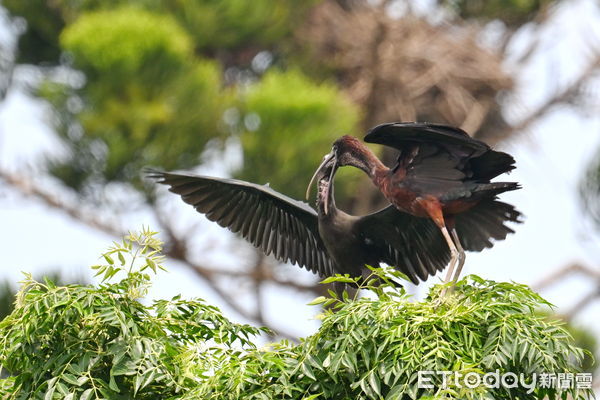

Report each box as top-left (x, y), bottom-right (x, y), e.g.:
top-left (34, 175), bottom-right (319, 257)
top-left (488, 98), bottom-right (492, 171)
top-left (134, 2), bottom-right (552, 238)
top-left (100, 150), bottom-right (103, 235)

top-left (331, 135), bottom-right (367, 167)
top-left (306, 135), bottom-right (373, 215)
top-left (330, 135), bottom-right (379, 177)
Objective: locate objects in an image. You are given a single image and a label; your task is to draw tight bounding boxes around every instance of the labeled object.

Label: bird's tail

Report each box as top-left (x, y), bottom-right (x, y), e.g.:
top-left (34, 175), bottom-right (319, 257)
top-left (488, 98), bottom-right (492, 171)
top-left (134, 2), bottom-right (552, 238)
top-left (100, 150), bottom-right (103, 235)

top-left (455, 199), bottom-right (523, 252)
top-left (472, 182), bottom-right (521, 197)
top-left (469, 151), bottom-right (516, 180)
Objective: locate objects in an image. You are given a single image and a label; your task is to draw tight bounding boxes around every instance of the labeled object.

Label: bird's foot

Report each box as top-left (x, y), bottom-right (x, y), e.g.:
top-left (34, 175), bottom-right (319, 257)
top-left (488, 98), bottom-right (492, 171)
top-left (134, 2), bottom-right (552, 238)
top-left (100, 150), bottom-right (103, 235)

top-left (439, 251), bottom-right (459, 297)
top-left (438, 282), bottom-right (456, 298)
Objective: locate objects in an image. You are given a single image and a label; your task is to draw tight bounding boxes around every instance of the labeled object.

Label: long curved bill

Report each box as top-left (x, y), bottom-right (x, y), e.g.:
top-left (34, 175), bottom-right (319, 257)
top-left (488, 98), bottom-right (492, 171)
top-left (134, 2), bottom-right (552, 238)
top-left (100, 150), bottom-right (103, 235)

top-left (305, 151), bottom-right (337, 214)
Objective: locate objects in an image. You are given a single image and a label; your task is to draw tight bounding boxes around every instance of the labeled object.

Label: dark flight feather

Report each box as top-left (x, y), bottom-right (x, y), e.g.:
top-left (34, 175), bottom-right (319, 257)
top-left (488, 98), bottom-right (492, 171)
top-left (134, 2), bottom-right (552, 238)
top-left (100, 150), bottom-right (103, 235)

top-left (365, 122), bottom-right (488, 156)
top-left (455, 199), bottom-right (523, 252)
top-left (149, 170), bottom-right (334, 277)
top-left (366, 122), bottom-right (516, 184)
top-left (354, 206), bottom-right (452, 283)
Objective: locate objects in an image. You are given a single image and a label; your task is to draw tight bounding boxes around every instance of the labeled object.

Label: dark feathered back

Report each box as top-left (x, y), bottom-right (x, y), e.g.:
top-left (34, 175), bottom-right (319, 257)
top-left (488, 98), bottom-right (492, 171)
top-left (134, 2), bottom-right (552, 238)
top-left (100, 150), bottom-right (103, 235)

top-left (363, 122), bottom-right (521, 253)
top-left (365, 122), bottom-right (516, 181)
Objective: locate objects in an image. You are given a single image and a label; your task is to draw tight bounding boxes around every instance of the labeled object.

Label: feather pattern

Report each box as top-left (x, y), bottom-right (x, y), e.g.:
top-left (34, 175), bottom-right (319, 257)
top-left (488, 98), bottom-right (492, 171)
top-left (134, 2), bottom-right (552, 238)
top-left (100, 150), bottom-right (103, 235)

top-left (365, 122), bottom-right (518, 203)
top-left (353, 206), bottom-right (452, 283)
top-left (455, 199), bottom-right (522, 252)
top-left (365, 122), bottom-right (488, 156)
top-left (149, 170), bottom-right (335, 276)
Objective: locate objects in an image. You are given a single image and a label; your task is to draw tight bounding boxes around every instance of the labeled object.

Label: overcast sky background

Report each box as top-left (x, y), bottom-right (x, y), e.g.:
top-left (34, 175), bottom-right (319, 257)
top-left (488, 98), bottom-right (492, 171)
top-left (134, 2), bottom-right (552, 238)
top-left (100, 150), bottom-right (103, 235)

top-left (1, 0), bottom-right (600, 353)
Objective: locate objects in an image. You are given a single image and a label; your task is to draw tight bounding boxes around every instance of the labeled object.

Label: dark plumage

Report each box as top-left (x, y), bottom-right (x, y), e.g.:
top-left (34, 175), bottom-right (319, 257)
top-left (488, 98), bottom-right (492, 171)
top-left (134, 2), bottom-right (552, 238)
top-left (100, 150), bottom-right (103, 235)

top-left (148, 166), bottom-right (452, 284)
top-left (312, 122), bottom-right (522, 288)
top-left (365, 122), bottom-right (517, 185)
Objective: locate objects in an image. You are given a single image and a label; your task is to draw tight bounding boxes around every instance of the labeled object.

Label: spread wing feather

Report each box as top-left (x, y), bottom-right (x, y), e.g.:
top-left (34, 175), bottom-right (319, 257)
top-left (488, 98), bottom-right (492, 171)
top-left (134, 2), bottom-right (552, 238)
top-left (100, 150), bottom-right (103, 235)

top-left (455, 199), bottom-right (523, 252)
top-left (149, 170), bottom-right (335, 277)
top-left (365, 122), bottom-right (488, 156)
top-left (366, 122), bottom-right (517, 196)
top-left (354, 206), bottom-right (452, 284)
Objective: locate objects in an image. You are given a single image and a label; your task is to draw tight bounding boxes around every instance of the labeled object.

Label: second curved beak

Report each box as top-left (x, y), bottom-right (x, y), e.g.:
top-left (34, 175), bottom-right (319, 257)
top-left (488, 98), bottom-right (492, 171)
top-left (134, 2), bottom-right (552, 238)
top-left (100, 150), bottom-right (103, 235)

top-left (305, 151), bottom-right (337, 214)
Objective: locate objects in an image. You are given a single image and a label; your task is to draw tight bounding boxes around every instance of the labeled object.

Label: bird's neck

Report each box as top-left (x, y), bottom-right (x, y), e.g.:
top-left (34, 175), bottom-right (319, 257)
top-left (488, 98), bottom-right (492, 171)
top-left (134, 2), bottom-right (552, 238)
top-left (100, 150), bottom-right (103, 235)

top-left (353, 145), bottom-right (389, 184)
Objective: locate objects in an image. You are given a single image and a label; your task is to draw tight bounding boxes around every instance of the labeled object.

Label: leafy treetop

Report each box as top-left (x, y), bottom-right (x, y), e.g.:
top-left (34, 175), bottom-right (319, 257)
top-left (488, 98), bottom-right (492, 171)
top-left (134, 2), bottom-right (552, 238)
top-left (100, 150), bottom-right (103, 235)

top-left (0, 229), bottom-right (592, 399)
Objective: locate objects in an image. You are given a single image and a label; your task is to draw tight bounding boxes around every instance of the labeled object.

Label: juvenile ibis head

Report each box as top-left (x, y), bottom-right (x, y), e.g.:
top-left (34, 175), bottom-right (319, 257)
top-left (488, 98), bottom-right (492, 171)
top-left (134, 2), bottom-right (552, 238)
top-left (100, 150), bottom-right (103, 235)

top-left (328, 135), bottom-right (383, 176)
top-left (305, 135), bottom-right (385, 211)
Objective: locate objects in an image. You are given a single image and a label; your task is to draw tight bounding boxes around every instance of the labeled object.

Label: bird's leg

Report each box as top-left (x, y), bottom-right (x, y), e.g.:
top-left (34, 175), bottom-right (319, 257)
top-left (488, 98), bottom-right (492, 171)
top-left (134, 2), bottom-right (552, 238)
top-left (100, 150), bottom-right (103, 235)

top-left (439, 226), bottom-right (459, 296)
top-left (416, 197), bottom-right (457, 297)
top-left (450, 227), bottom-right (466, 283)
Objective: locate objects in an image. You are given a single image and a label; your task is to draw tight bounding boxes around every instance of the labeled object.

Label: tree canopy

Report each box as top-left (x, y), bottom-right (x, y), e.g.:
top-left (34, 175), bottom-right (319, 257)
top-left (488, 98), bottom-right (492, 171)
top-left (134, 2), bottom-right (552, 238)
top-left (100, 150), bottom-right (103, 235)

top-left (0, 229), bottom-right (592, 399)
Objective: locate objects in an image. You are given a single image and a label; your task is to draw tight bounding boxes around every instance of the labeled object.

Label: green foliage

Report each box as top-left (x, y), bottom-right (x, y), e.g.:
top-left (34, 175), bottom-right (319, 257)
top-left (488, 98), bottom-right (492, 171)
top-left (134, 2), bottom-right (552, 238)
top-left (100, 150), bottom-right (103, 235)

top-left (0, 231), bottom-right (592, 399)
top-left (569, 324), bottom-right (598, 374)
top-left (1, 0), bottom-right (65, 64)
top-left (298, 273), bottom-right (592, 400)
top-left (0, 228), bottom-right (266, 399)
top-left (539, 311), bottom-right (598, 374)
top-left (238, 69), bottom-right (362, 199)
top-left (36, 6), bottom-right (230, 190)
top-left (3, 1), bottom-right (355, 199)
top-left (0, 272), bottom-right (87, 322)
top-left (161, 0), bottom-right (317, 51)
top-left (194, 270), bottom-right (593, 399)
top-left (2, 0), bottom-right (312, 63)
top-left (61, 8), bottom-right (192, 78)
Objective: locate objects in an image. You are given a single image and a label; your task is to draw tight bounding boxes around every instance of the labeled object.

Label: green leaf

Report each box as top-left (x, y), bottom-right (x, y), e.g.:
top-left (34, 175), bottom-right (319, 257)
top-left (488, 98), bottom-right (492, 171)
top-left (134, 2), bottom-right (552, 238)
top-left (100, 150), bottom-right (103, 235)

top-left (118, 251), bottom-right (126, 266)
top-left (80, 388), bottom-right (93, 400)
top-left (103, 254), bottom-right (114, 265)
top-left (307, 296), bottom-right (328, 306)
top-left (109, 374), bottom-right (120, 392)
top-left (386, 384), bottom-right (405, 400)
top-left (44, 378), bottom-right (57, 400)
top-left (301, 362), bottom-right (316, 381)
top-left (146, 258), bottom-right (157, 272)
top-left (61, 373), bottom-right (80, 386)
top-left (321, 276), bottom-right (356, 284)
top-left (368, 372), bottom-right (381, 396)
top-left (302, 394), bottom-right (322, 400)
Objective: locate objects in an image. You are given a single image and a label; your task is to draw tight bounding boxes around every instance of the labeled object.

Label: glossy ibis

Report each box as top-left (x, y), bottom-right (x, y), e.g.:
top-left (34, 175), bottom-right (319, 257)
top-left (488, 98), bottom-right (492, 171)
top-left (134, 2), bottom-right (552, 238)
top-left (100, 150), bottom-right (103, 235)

top-left (148, 163), bottom-right (452, 285)
top-left (310, 122), bottom-right (522, 287)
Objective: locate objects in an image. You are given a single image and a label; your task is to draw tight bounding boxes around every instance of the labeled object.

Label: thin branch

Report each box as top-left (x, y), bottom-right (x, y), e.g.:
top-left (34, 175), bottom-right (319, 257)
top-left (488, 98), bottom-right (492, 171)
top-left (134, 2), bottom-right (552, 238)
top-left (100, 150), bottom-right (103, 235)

top-left (533, 262), bottom-right (600, 321)
top-left (561, 287), bottom-right (600, 321)
top-left (0, 169), bottom-right (123, 236)
top-left (510, 54), bottom-right (600, 135)
top-left (532, 263), bottom-right (600, 291)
